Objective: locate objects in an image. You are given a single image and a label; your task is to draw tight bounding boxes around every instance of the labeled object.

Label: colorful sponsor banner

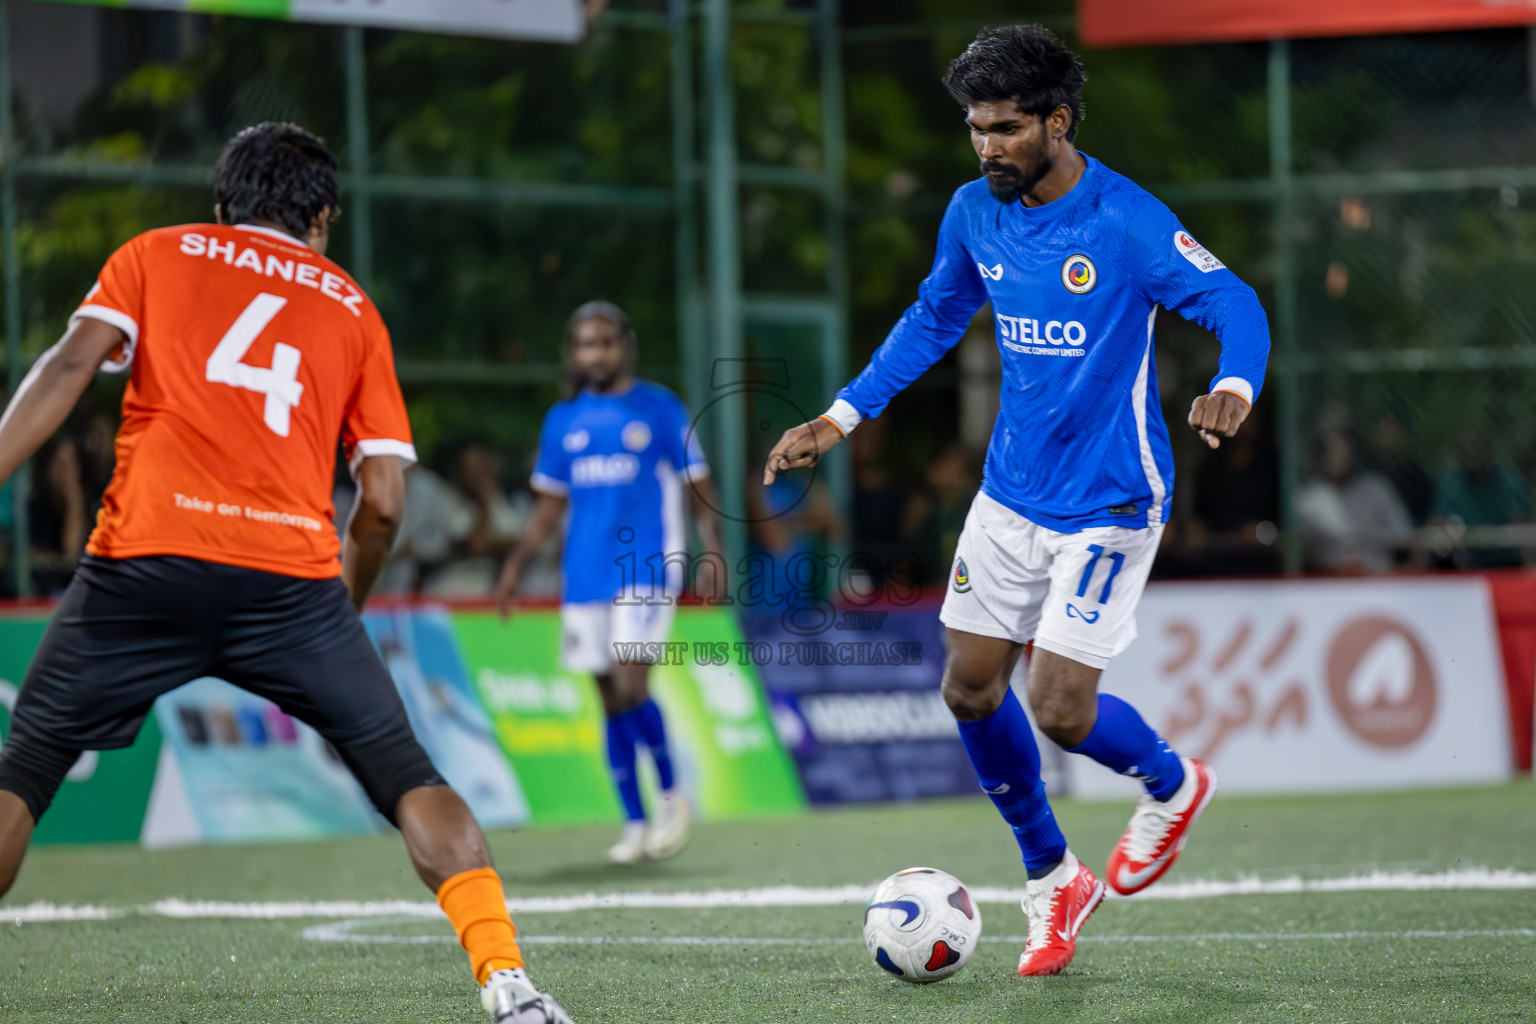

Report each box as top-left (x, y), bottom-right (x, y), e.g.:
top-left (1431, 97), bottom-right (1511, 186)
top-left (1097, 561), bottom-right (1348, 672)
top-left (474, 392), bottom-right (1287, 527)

top-left (45, 0), bottom-right (585, 43)
top-left (1075, 577), bottom-right (1513, 797)
top-left (142, 607), bottom-right (533, 847)
top-left (144, 676), bottom-right (379, 846)
top-left (2, 604), bottom-right (800, 846)
top-left (1079, 0), bottom-right (1536, 49)
top-left (745, 605), bottom-right (980, 804)
top-left (746, 604), bottom-right (1066, 804)
top-left (453, 610), bottom-right (619, 825)
top-left (455, 606), bottom-right (804, 825)
top-left (0, 617), bottom-right (164, 846)
top-left (656, 610), bottom-right (806, 818)
top-left (363, 607), bottom-right (530, 829)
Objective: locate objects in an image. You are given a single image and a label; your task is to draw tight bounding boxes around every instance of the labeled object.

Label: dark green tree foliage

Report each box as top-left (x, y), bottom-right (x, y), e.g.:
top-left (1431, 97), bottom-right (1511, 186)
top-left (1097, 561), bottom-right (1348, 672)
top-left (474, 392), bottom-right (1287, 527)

top-left (6, 4), bottom-right (1535, 487)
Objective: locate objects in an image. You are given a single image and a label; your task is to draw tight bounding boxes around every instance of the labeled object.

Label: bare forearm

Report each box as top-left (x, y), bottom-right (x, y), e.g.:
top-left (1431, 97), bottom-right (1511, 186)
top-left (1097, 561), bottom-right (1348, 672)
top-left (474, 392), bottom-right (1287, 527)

top-left (0, 351), bottom-right (96, 485)
top-left (506, 498), bottom-right (564, 574)
top-left (0, 319), bottom-right (123, 485)
top-left (342, 507), bottom-right (398, 611)
top-left (688, 478), bottom-right (725, 555)
top-left (60, 493), bottom-right (87, 558)
top-left (341, 456), bottom-right (407, 611)
top-left (693, 506), bottom-right (723, 558)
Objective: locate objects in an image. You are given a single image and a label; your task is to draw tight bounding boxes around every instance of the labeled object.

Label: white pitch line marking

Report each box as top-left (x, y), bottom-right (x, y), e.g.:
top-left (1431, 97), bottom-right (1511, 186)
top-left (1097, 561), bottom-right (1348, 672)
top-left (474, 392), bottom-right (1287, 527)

top-left (6, 902), bottom-right (119, 923)
top-left (297, 917), bottom-right (1536, 947)
top-left (7, 866), bottom-right (1535, 925)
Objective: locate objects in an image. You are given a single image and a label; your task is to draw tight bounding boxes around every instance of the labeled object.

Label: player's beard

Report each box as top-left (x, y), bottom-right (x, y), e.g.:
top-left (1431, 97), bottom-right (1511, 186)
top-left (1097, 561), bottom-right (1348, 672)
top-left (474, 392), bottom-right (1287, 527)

top-left (567, 362), bottom-right (622, 395)
top-left (982, 151), bottom-right (1053, 205)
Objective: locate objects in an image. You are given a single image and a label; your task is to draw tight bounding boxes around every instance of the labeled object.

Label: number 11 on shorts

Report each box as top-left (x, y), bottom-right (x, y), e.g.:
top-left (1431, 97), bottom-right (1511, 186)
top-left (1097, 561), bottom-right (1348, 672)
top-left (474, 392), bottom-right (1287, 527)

top-left (1076, 544), bottom-right (1126, 605)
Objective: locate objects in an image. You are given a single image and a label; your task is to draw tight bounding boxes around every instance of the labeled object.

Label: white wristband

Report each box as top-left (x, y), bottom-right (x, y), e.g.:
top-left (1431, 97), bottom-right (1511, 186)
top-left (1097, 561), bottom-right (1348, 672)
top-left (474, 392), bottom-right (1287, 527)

top-left (1211, 377), bottom-right (1254, 406)
top-left (820, 398), bottom-right (863, 436)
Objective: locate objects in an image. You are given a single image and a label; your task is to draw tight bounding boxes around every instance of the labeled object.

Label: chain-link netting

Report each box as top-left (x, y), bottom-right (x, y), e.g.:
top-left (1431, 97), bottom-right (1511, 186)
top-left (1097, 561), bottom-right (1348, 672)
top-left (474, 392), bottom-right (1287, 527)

top-left (3, 2), bottom-right (1534, 595)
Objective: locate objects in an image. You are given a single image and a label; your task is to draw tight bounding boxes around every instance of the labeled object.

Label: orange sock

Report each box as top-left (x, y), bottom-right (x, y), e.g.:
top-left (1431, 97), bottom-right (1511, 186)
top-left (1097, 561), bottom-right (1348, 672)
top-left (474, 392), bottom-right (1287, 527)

top-left (437, 866), bottom-right (524, 984)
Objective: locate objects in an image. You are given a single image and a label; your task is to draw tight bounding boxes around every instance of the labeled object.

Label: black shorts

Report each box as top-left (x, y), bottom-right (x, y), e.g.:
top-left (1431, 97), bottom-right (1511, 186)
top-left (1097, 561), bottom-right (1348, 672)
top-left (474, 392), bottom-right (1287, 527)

top-left (2, 555), bottom-right (443, 823)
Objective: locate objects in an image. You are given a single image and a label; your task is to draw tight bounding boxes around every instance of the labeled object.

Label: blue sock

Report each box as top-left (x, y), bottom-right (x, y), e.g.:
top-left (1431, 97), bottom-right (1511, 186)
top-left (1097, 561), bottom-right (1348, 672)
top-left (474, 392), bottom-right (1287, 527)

top-left (626, 698), bottom-right (676, 792)
top-left (956, 688), bottom-right (1067, 875)
top-left (605, 713), bottom-right (646, 822)
top-left (1068, 693), bottom-right (1186, 801)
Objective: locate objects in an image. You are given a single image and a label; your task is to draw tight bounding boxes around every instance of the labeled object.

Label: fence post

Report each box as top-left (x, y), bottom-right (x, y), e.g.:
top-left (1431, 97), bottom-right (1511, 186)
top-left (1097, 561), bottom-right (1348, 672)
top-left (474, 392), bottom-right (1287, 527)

top-left (669, 0), bottom-right (706, 416)
top-left (817, 0), bottom-right (851, 558)
top-left (1, 0), bottom-right (30, 598)
top-left (1269, 38), bottom-right (1302, 572)
top-left (703, 0), bottom-right (746, 565)
top-left (344, 26), bottom-right (373, 292)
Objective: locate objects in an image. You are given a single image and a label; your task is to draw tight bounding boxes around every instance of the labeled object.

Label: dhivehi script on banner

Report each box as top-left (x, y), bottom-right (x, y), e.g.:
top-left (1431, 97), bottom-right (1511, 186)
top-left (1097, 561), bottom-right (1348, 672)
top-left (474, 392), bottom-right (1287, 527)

top-left (1072, 577), bottom-right (1512, 798)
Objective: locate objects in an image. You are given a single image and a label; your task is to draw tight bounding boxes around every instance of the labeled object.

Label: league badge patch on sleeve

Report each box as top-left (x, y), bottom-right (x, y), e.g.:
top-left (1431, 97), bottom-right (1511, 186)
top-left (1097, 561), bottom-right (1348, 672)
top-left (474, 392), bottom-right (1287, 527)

top-left (1175, 231), bottom-right (1226, 273)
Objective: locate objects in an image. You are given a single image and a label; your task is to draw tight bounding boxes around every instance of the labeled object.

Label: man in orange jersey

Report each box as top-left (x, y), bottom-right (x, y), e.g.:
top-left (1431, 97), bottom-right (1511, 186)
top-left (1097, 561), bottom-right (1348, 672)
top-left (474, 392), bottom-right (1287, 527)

top-left (0, 123), bottom-right (573, 1024)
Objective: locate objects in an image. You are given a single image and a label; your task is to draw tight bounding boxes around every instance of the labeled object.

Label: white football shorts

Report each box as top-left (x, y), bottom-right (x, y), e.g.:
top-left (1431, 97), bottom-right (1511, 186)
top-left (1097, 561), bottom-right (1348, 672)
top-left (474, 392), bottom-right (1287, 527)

top-left (939, 490), bottom-right (1164, 670)
top-left (560, 599), bottom-right (678, 673)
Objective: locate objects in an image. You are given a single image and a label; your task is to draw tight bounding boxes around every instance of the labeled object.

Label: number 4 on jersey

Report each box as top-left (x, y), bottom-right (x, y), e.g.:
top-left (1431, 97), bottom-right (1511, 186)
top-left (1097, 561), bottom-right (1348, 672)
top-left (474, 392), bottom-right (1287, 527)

top-left (205, 292), bottom-right (304, 437)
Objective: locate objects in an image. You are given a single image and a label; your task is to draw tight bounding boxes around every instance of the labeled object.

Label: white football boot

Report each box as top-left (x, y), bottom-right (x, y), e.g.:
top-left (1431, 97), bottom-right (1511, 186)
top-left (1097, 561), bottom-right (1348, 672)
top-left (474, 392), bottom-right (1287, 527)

top-left (606, 821), bottom-right (649, 864)
top-left (482, 968), bottom-right (575, 1024)
top-left (642, 790), bottom-right (693, 861)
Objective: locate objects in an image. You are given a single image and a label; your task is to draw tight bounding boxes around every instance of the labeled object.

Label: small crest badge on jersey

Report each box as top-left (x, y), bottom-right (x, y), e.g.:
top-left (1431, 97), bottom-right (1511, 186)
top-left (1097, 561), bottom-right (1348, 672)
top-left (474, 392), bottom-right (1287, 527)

top-left (1061, 253), bottom-right (1097, 294)
top-left (1174, 231), bottom-right (1226, 273)
top-left (622, 420), bottom-right (652, 452)
top-left (952, 558), bottom-right (972, 593)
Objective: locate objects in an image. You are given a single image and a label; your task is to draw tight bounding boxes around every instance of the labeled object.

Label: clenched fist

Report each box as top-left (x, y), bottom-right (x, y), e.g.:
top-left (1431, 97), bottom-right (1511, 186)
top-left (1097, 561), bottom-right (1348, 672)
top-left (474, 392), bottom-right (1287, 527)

top-left (1188, 391), bottom-right (1250, 449)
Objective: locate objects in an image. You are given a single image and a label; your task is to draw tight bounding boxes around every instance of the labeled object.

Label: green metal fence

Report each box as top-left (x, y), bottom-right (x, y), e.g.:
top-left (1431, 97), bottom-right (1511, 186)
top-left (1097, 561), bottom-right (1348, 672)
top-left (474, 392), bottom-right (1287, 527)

top-left (4, 3), bottom-right (1535, 596)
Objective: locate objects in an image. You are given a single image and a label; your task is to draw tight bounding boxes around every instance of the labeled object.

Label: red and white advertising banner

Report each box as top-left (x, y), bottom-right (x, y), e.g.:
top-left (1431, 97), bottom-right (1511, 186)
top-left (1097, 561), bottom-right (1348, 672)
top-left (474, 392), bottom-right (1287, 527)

top-left (1074, 578), bottom-right (1512, 797)
top-left (1078, 0), bottom-right (1536, 49)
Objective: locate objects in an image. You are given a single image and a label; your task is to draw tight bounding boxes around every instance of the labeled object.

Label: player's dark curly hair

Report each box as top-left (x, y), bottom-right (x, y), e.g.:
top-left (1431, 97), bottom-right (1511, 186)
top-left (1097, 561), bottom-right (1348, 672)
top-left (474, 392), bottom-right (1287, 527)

top-left (945, 25), bottom-right (1087, 142)
top-left (214, 122), bottom-right (340, 239)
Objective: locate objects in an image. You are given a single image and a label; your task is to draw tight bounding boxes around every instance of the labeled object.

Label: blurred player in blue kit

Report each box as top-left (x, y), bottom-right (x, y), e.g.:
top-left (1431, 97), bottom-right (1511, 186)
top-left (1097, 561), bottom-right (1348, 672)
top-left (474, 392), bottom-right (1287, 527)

top-left (496, 302), bottom-right (723, 864)
top-left (766, 26), bottom-right (1270, 976)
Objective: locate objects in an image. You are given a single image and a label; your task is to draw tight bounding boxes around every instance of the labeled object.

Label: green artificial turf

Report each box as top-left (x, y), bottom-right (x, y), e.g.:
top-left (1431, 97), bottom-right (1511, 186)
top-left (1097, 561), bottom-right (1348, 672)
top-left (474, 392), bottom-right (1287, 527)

top-left (2, 783), bottom-right (1533, 1022)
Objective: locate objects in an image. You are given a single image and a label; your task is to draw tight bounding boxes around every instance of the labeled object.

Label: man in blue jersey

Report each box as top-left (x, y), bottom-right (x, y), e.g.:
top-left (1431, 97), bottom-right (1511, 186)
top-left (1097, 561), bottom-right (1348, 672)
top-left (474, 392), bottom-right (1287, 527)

top-left (497, 302), bottom-right (722, 864)
top-left (766, 26), bottom-right (1268, 976)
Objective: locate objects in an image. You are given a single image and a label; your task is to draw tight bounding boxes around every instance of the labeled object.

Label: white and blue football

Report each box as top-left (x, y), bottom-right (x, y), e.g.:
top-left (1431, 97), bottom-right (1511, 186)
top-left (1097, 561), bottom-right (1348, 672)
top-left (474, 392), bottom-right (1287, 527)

top-left (862, 866), bottom-right (982, 983)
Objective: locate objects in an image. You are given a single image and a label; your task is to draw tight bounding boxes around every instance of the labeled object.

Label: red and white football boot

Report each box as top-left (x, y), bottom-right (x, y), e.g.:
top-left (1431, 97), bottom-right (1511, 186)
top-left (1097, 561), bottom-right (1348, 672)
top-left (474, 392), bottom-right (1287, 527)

top-left (1106, 756), bottom-right (1218, 896)
top-left (1016, 850), bottom-right (1105, 977)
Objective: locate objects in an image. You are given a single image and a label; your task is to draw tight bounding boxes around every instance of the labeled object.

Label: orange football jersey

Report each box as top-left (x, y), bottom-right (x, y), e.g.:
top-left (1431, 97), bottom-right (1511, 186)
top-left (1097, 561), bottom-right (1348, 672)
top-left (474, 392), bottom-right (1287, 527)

top-left (72, 222), bottom-right (416, 579)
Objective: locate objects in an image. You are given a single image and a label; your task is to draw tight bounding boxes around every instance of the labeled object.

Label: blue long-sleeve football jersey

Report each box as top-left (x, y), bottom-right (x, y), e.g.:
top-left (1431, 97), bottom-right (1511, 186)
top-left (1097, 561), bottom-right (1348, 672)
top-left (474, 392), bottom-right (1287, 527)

top-left (833, 155), bottom-right (1270, 532)
top-left (532, 380), bottom-right (709, 603)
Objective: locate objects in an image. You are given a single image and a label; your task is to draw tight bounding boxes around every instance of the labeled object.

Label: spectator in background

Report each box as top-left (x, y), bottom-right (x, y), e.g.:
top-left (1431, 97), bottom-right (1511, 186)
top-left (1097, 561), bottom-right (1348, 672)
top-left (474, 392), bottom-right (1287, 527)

top-left (421, 443), bottom-right (526, 597)
top-left (0, 386), bottom-right (8, 593)
top-left (28, 435), bottom-right (89, 595)
top-left (334, 461), bottom-right (457, 595)
top-left (748, 445), bottom-right (845, 603)
top-left (332, 451), bottom-right (557, 599)
top-left (1430, 439), bottom-right (1533, 569)
top-left (0, 473), bottom-right (13, 597)
top-left (76, 409), bottom-right (118, 525)
top-left (901, 442), bottom-right (979, 585)
top-left (1296, 430), bottom-right (1414, 573)
top-left (1369, 413), bottom-right (1434, 525)
top-left (849, 417), bottom-right (907, 575)
top-left (1179, 416), bottom-right (1282, 576)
